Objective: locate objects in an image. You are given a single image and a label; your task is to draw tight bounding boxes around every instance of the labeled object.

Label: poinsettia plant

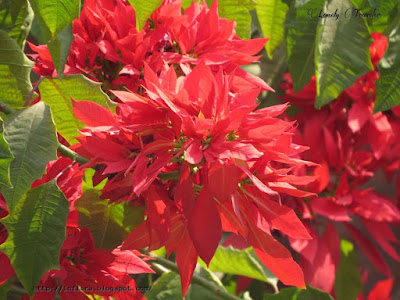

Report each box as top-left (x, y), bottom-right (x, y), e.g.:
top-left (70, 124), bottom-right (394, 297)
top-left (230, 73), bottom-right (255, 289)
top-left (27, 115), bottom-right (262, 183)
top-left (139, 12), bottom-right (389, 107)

top-left (0, 0), bottom-right (400, 299)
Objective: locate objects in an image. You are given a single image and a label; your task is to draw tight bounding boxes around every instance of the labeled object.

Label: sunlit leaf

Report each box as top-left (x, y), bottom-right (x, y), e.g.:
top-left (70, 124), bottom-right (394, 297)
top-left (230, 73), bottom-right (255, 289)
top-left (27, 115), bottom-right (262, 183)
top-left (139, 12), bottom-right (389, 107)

top-left (2, 102), bottom-right (58, 213)
top-left (39, 74), bottom-right (111, 144)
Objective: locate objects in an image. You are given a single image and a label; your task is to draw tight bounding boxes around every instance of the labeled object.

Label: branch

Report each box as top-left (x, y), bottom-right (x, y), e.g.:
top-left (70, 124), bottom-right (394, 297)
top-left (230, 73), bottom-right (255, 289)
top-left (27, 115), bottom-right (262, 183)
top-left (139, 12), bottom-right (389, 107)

top-left (0, 100), bottom-right (89, 165)
top-left (150, 254), bottom-right (244, 300)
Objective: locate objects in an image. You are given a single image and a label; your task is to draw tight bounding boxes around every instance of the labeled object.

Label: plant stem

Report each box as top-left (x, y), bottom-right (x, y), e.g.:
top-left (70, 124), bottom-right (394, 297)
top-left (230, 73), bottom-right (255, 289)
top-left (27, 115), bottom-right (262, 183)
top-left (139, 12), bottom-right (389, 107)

top-left (150, 254), bottom-right (243, 300)
top-left (0, 100), bottom-right (89, 165)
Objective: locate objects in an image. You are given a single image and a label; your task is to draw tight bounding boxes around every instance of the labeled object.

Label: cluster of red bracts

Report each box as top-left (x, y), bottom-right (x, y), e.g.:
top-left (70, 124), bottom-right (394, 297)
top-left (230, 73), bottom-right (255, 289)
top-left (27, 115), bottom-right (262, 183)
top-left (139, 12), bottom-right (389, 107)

top-left (2, 0), bottom-right (398, 299)
top-left (280, 33), bottom-right (400, 296)
top-left (6, 0), bottom-right (320, 298)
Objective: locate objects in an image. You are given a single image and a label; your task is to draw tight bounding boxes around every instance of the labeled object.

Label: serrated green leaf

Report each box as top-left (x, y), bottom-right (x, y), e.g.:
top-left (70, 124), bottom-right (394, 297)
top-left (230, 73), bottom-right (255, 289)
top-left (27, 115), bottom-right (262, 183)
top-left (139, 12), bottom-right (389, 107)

top-left (286, 0), bottom-right (324, 93)
top-left (48, 24), bottom-right (74, 77)
top-left (39, 74), bottom-right (111, 144)
top-left (334, 240), bottom-right (363, 300)
top-left (215, 0), bottom-right (256, 39)
top-left (0, 0), bottom-right (34, 49)
top-left (126, 0), bottom-right (163, 31)
top-left (199, 245), bottom-right (278, 289)
top-left (28, 0), bottom-right (79, 41)
top-left (256, 0), bottom-right (288, 58)
top-left (1, 102), bottom-right (58, 213)
top-left (75, 189), bottom-right (145, 251)
top-left (0, 118), bottom-right (13, 188)
top-left (374, 24), bottom-right (400, 112)
top-left (315, 0), bottom-right (373, 108)
top-left (0, 180), bottom-right (69, 297)
top-left (264, 285), bottom-right (334, 300)
top-left (0, 30), bottom-right (34, 107)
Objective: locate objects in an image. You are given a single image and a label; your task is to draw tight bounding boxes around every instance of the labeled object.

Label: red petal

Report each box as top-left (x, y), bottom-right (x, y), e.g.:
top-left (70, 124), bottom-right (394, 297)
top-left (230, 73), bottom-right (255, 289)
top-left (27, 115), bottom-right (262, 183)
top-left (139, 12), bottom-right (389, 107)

top-left (367, 278), bottom-right (393, 300)
top-left (188, 187), bottom-right (222, 265)
top-left (176, 233), bottom-right (198, 297)
top-left (110, 248), bottom-right (155, 274)
top-left (185, 140), bottom-right (203, 164)
top-left (361, 219), bottom-right (400, 261)
top-left (72, 99), bottom-right (116, 127)
top-left (250, 194), bottom-right (311, 239)
top-left (249, 225), bottom-right (305, 288)
top-left (345, 224), bottom-right (391, 276)
top-left (207, 162), bottom-right (241, 202)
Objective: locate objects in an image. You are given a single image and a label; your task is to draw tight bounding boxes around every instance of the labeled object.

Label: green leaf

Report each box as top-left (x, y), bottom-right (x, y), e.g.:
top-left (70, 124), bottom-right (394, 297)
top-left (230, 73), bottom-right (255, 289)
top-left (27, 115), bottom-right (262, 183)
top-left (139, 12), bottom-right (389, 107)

top-left (28, 0), bottom-right (79, 41)
top-left (81, 168), bottom-right (107, 192)
top-left (182, 0), bottom-right (194, 9)
top-left (374, 24), bottom-right (400, 112)
top-left (126, 0), bottom-right (163, 31)
top-left (1, 102), bottom-right (58, 213)
top-left (0, 280), bottom-right (11, 299)
top-left (75, 189), bottom-right (145, 251)
top-left (215, 0), bottom-right (256, 39)
top-left (47, 24), bottom-right (74, 77)
top-left (368, 0), bottom-right (400, 15)
top-left (256, 0), bottom-right (289, 58)
top-left (39, 74), bottom-right (111, 144)
top-left (334, 240), bottom-right (363, 300)
top-left (265, 285), bottom-right (334, 300)
top-left (145, 267), bottom-right (227, 300)
top-left (0, 30), bottom-right (34, 107)
top-left (315, 0), bottom-right (373, 108)
top-left (0, 0), bottom-right (34, 49)
top-left (0, 118), bottom-right (13, 188)
top-left (286, 0), bottom-right (324, 93)
top-left (199, 245), bottom-right (278, 289)
top-left (0, 180), bottom-right (69, 297)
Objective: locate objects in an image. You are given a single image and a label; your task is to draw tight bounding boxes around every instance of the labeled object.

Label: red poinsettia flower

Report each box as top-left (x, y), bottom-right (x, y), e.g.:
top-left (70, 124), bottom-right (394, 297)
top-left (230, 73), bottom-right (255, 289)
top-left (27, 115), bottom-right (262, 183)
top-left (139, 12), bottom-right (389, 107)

top-left (29, 227), bottom-right (153, 300)
top-left (71, 61), bottom-right (316, 295)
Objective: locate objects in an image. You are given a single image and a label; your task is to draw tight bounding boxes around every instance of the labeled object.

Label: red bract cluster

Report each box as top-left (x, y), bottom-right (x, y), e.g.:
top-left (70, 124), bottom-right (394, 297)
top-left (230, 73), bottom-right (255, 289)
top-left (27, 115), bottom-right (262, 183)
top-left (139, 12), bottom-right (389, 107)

top-left (10, 0), bottom-right (321, 298)
top-left (281, 33), bottom-right (400, 294)
top-left (72, 60), bottom-right (317, 294)
top-left (30, 0), bottom-right (269, 93)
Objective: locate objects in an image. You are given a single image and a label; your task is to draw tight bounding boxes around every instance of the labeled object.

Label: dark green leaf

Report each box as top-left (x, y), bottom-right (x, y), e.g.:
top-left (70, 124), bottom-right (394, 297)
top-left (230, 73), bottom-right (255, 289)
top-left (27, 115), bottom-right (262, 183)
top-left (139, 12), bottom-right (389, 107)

top-left (0, 30), bottom-right (35, 107)
top-left (334, 240), bottom-right (363, 300)
top-left (28, 0), bottom-right (79, 41)
top-left (374, 23), bottom-right (400, 112)
top-left (286, 0), bottom-right (324, 93)
top-left (2, 102), bottom-right (58, 213)
top-left (0, 180), bottom-right (69, 297)
top-left (47, 24), bottom-right (74, 77)
top-left (256, 0), bottom-right (289, 58)
top-left (126, 0), bottom-right (163, 31)
top-left (39, 74), bottom-right (111, 144)
top-left (264, 285), bottom-right (334, 300)
top-left (368, 0), bottom-right (400, 15)
top-left (0, 0), bottom-right (34, 49)
top-left (0, 117), bottom-right (13, 188)
top-left (75, 189), bottom-right (145, 251)
top-left (315, 0), bottom-right (373, 108)
top-left (0, 280), bottom-right (11, 299)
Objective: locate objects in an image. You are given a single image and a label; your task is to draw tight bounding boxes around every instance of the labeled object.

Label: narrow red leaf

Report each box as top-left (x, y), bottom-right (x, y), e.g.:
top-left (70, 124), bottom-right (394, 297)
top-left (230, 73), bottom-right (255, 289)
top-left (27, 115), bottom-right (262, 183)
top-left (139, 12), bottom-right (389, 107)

top-left (72, 99), bottom-right (116, 127)
top-left (188, 187), bottom-right (222, 265)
